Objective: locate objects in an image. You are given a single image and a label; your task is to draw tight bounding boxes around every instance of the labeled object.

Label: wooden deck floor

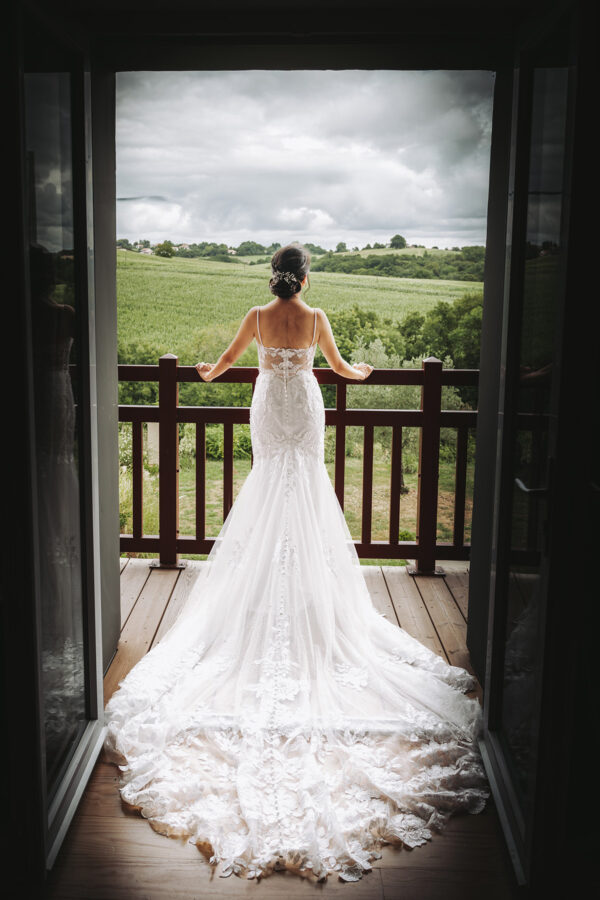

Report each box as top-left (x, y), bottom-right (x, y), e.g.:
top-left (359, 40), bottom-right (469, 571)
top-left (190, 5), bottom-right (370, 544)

top-left (45, 561), bottom-right (519, 900)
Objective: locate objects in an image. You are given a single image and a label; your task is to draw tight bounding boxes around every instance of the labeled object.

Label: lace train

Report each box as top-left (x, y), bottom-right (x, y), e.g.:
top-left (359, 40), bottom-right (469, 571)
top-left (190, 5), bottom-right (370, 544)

top-left (104, 316), bottom-right (490, 881)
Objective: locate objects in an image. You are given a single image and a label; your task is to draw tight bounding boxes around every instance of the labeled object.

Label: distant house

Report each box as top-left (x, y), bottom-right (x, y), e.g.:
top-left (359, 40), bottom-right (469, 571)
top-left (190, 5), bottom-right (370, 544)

top-left (228, 247), bottom-right (236, 255)
top-left (178, 243), bottom-right (190, 250)
top-left (140, 247), bottom-right (153, 255)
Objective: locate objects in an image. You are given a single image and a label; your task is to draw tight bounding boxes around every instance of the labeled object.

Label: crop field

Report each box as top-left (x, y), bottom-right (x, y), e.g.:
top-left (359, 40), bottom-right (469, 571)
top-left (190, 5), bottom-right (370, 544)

top-left (117, 250), bottom-right (480, 365)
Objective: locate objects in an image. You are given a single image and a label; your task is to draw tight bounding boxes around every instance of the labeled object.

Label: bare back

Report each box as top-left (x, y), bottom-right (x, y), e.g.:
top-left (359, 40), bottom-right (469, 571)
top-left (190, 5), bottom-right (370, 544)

top-left (255, 300), bottom-right (318, 350)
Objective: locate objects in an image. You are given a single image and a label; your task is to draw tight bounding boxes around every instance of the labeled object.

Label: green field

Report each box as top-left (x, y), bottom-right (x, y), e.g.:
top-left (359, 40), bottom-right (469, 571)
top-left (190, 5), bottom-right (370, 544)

top-left (117, 250), bottom-right (481, 365)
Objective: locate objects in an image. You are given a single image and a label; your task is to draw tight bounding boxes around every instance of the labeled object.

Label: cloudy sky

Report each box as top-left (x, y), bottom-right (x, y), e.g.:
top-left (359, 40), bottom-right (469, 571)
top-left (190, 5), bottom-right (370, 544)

top-left (116, 69), bottom-right (495, 250)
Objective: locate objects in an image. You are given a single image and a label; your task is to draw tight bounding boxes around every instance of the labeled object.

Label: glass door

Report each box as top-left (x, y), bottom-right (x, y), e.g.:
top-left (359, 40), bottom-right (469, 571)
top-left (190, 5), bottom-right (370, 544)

top-left (22, 14), bottom-right (105, 871)
top-left (481, 23), bottom-right (573, 887)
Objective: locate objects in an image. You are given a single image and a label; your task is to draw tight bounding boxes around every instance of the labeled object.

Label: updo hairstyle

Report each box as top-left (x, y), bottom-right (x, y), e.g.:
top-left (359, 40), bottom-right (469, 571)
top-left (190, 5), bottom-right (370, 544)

top-left (269, 242), bottom-right (311, 300)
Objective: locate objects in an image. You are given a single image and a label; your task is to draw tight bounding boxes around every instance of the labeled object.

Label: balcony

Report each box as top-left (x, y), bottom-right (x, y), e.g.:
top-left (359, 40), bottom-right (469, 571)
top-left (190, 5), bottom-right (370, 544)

top-left (42, 359), bottom-right (525, 896)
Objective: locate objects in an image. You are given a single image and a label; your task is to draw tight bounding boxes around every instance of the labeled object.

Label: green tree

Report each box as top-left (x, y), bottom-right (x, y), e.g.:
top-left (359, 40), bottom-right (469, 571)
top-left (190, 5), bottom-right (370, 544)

top-left (117, 237), bottom-right (134, 251)
top-left (154, 240), bottom-right (175, 258)
top-left (304, 242), bottom-right (328, 255)
top-left (236, 240), bottom-right (266, 256)
top-left (335, 241), bottom-right (347, 253)
top-left (390, 234), bottom-right (407, 249)
top-left (348, 338), bottom-right (464, 490)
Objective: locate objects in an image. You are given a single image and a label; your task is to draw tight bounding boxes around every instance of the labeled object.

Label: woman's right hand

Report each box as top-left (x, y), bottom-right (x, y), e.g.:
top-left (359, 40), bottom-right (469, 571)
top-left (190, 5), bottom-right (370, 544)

top-left (352, 362), bottom-right (374, 380)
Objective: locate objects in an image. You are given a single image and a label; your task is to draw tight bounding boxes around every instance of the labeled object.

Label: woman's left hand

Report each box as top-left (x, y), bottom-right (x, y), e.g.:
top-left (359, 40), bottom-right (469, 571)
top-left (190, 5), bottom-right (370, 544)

top-left (352, 362), bottom-right (374, 380)
top-left (195, 362), bottom-right (213, 381)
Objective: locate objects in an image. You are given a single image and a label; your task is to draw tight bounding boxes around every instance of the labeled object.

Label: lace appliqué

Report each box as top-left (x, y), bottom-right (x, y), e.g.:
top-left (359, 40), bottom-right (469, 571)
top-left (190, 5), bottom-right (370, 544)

top-left (334, 663), bottom-right (369, 690)
top-left (258, 345), bottom-right (316, 380)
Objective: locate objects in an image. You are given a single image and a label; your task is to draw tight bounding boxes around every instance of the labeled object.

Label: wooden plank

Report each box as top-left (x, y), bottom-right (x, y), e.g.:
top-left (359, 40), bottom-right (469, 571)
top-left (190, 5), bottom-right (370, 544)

top-left (382, 567), bottom-right (447, 661)
top-left (380, 864), bottom-right (515, 900)
top-left (46, 816), bottom-right (385, 899)
top-left (158, 353), bottom-right (179, 566)
top-left (76, 761), bottom-right (127, 818)
top-left (152, 561), bottom-right (206, 646)
top-left (104, 567), bottom-right (180, 705)
top-left (413, 576), bottom-right (471, 669)
top-left (444, 571), bottom-right (469, 621)
top-left (119, 557), bottom-right (129, 574)
top-left (119, 558), bottom-right (151, 627)
top-left (363, 566), bottom-right (399, 624)
top-left (196, 422), bottom-right (206, 541)
top-left (413, 575), bottom-right (482, 703)
top-left (373, 799), bottom-right (503, 871)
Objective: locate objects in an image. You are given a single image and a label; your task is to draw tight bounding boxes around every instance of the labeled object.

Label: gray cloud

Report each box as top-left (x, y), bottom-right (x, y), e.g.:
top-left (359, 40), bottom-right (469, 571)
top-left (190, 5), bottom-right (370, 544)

top-left (116, 69), bottom-right (494, 249)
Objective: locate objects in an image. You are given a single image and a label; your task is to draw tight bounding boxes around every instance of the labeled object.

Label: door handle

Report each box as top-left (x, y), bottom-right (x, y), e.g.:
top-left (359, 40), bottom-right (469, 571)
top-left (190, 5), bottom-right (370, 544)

top-left (514, 477), bottom-right (548, 497)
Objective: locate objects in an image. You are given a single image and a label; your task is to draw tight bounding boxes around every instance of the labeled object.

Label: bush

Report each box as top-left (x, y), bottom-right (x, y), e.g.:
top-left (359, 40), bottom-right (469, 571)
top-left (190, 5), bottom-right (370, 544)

top-left (179, 423), bottom-right (253, 463)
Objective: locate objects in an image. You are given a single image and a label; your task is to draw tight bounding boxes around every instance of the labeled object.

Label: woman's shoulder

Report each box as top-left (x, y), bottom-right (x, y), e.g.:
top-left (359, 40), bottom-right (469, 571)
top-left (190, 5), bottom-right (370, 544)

top-left (246, 303), bottom-right (269, 317)
top-left (252, 300), bottom-right (277, 313)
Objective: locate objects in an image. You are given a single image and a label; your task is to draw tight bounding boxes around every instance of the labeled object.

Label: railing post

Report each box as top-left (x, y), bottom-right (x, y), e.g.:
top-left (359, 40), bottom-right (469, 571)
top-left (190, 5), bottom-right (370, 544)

top-left (155, 353), bottom-right (182, 568)
top-left (412, 356), bottom-right (444, 575)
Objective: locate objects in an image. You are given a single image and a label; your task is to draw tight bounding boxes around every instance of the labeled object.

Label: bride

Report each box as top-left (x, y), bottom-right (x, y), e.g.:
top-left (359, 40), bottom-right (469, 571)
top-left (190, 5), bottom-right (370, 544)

top-left (104, 242), bottom-right (490, 883)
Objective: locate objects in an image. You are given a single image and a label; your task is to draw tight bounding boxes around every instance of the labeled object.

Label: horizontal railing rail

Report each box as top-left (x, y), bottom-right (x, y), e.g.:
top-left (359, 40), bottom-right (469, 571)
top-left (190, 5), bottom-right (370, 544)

top-left (118, 355), bottom-right (480, 573)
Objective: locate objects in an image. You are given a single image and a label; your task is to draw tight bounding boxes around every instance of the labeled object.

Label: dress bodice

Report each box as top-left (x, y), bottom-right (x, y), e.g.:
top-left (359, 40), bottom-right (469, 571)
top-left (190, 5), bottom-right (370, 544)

top-left (256, 307), bottom-right (317, 378)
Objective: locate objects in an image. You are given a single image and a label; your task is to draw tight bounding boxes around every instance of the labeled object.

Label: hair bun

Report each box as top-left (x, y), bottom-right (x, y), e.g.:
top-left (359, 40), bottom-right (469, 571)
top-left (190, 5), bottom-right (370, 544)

top-left (268, 243), bottom-right (311, 300)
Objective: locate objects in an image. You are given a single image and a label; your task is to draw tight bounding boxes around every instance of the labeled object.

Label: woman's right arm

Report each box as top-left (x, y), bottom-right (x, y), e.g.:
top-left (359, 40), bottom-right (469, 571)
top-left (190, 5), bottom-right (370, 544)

top-left (315, 308), bottom-right (373, 381)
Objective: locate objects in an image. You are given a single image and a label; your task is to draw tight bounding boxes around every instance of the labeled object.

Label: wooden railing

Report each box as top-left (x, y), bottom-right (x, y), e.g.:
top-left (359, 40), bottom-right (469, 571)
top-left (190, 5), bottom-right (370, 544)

top-left (118, 356), bottom-right (479, 573)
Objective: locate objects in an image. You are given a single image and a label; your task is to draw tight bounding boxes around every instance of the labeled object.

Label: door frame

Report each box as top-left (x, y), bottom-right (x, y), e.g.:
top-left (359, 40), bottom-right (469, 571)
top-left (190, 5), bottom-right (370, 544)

top-left (479, 6), bottom-right (580, 888)
top-left (13, 1), bottom-right (107, 873)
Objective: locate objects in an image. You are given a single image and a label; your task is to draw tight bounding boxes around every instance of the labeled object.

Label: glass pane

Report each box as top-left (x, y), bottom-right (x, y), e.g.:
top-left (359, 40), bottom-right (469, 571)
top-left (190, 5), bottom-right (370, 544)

top-left (500, 66), bottom-right (569, 805)
top-left (25, 71), bottom-right (87, 799)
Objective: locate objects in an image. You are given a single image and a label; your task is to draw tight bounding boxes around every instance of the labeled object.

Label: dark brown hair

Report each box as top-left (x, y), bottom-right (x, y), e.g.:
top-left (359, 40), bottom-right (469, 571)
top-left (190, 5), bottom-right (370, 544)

top-left (269, 242), bottom-right (311, 300)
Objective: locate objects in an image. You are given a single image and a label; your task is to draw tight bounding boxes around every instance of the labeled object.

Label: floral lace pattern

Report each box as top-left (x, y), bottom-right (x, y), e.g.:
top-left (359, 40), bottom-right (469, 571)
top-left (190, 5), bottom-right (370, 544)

top-left (104, 302), bottom-right (490, 882)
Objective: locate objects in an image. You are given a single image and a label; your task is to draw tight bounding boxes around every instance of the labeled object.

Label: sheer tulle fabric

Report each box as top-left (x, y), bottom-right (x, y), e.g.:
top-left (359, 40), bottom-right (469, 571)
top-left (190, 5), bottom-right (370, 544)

top-left (104, 319), bottom-right (490, 882)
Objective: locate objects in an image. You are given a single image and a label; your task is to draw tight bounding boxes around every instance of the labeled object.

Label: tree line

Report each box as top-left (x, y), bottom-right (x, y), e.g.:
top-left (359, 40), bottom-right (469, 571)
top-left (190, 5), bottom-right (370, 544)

top-left (116, 235), bottom-right (414, 259)
top-left (311, 246), bottom-right (485, 282)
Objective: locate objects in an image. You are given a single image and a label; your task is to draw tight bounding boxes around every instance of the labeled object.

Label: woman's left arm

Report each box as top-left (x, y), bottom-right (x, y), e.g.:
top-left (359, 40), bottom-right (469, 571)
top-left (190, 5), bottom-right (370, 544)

top-left (195, 307), bottom-right (257, 382)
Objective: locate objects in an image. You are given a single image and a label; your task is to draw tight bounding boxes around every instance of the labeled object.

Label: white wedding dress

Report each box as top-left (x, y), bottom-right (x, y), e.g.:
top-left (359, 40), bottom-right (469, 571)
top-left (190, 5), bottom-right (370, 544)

top-left (104, 307), bottom-right (490, 882)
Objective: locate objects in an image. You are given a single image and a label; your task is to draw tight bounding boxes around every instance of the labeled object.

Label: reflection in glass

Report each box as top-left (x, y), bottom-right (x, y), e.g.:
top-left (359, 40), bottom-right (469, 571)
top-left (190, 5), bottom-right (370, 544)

top-left (500, 67), bottom-right (568, 803)
top-left (25, 73), bottom-right (87, 799)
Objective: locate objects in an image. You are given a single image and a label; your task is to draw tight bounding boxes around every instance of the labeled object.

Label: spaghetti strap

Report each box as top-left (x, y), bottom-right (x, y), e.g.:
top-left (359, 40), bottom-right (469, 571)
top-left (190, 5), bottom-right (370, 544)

top-left (256, 307), bottom-right (263, 346)
top-left (311, 309), bottom-right (317, 347)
